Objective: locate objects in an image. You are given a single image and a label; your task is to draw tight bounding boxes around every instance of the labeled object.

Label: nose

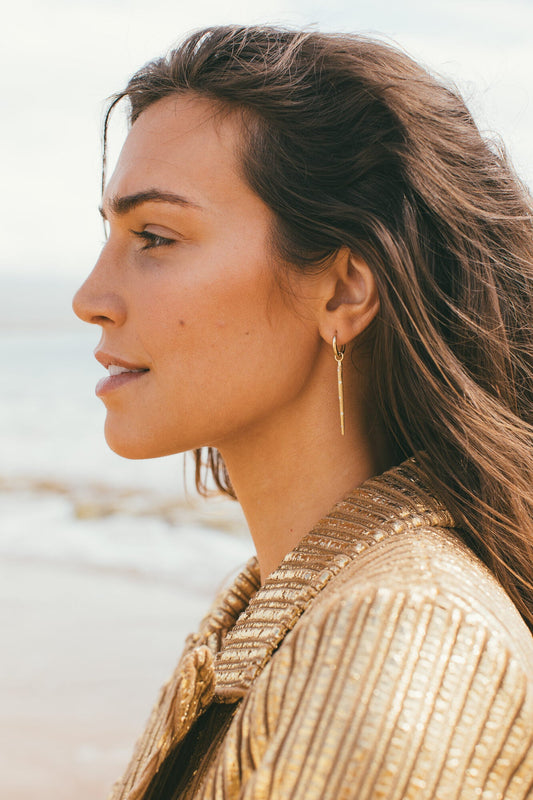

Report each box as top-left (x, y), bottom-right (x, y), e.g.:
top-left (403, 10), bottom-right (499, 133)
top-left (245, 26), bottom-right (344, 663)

top-left (72, 252), bottom-right (126, 327)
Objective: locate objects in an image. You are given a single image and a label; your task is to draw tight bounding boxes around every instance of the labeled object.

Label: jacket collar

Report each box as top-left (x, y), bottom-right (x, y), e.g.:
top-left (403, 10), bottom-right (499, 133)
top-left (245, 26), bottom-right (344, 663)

top-left (213, 457), bottom-right (454, 702)
top-left (112, 458), bottom-right (454, 800)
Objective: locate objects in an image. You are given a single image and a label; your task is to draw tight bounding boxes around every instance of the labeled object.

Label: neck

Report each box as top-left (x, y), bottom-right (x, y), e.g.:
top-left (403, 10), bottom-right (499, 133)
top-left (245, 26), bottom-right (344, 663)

top-left (218, 387), bottom-right (390, 582)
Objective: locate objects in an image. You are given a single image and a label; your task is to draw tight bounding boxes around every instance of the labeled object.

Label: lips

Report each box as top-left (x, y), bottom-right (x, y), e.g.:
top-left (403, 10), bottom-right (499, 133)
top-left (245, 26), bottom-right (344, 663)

top-left (94, 350), bottom-right (150, 397)
top-left (95, 350), bottom-right (149, 372)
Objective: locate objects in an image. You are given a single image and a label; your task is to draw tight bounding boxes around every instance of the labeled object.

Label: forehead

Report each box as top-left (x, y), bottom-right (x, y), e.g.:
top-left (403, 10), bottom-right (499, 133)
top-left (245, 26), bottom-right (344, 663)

top-left (104, 94), bottom-right (249, 209)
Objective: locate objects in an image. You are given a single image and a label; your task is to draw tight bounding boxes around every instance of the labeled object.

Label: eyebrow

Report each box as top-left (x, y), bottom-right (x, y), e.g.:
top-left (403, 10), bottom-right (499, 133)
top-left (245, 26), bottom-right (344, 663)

top-left (99, 189), bottom-right (202, 219)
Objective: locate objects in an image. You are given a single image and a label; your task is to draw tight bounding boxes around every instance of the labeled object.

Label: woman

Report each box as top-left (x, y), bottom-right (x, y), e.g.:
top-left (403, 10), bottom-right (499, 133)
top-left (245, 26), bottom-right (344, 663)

top-left (73, 26), bottom-right (533, 800)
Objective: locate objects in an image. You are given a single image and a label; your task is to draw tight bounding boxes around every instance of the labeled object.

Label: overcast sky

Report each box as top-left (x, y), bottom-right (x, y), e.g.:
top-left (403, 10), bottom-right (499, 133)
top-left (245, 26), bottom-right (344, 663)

top-left (2, 0), bottom-right (532, 283)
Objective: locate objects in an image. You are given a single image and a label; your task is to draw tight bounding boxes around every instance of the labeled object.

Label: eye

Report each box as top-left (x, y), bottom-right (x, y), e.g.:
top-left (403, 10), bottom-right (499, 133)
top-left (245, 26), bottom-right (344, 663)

top-left (130, 229), bottom-right (176, 250)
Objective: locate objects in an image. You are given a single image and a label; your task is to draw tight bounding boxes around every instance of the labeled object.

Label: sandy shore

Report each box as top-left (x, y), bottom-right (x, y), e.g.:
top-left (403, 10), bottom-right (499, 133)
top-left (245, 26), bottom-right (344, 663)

top-left (0, 555), bottom-right (243, 800)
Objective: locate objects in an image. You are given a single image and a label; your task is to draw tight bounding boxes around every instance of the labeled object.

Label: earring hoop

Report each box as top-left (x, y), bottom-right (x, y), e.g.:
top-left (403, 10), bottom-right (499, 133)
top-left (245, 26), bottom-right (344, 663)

top-left (333, 335), bottom-right (346, 436)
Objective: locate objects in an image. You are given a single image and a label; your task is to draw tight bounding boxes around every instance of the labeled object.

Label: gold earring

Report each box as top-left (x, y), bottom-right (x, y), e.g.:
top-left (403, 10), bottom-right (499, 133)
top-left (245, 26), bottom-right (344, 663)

top-left (333, 335), bottom-right (346, 435)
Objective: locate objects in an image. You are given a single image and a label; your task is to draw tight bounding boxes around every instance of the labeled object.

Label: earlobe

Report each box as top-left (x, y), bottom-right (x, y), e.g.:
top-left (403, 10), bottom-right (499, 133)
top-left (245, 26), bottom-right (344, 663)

top-left (318, 249), bottom-right (379, 346)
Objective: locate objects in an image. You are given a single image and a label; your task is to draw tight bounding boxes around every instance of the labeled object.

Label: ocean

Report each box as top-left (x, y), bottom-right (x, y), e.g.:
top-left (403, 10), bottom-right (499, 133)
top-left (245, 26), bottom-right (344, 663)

top-left (0, 274), bottom-right (252, 579)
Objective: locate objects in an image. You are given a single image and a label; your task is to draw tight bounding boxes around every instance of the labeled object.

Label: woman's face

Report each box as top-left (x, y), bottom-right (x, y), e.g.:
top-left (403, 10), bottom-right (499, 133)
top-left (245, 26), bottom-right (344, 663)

top-left (73, 95), bottom-right (322, 459)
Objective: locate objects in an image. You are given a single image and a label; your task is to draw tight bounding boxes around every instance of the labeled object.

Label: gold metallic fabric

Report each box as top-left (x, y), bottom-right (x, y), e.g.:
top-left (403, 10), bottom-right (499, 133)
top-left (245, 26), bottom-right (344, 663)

top-left (108, 459), bottom-right (533, 800)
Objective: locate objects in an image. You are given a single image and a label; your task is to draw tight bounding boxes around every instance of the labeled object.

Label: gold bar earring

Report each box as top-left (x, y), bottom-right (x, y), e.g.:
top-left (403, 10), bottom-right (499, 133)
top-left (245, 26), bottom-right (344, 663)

top-left (333, 335), bottom-right (346, 435)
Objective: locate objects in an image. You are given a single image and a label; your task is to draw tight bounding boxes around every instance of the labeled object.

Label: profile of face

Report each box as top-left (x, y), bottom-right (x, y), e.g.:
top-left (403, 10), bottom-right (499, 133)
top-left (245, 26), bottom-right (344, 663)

top-left (73, 95), bottom-right (333, 460)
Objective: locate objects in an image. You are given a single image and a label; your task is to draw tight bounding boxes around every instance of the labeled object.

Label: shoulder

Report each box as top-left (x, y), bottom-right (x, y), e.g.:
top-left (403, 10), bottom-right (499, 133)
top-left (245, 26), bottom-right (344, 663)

top-left (306, 522), bottom-right (533, 680)
top-left (235, 526), bottom-right (533, 799)
top-left (229, 524), bottom-right (533, 799)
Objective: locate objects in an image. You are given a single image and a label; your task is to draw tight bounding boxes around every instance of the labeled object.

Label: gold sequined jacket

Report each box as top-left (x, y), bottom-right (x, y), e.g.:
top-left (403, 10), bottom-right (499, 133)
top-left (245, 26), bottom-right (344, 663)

top-left (108, 460), bottom-right (533, 800)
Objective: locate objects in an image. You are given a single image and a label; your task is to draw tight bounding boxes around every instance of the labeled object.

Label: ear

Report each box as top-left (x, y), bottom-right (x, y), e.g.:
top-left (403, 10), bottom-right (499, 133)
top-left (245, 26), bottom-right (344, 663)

top-left (315, 247), bottom-right (379, 348)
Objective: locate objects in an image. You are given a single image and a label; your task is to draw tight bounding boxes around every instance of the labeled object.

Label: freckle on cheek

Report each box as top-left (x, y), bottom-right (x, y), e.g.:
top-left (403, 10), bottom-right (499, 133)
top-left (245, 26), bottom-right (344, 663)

top-left (178, 320), bottom-right (185, 327)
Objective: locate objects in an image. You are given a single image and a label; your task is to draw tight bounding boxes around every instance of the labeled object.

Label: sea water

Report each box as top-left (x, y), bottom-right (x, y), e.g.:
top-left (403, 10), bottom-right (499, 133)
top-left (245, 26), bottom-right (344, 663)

top-left (0, 273), bottom-right (252, 593)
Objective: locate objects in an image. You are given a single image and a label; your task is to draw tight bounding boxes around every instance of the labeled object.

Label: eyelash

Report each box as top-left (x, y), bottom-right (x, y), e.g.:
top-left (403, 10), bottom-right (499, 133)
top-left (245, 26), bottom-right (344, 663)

top-left (130, 229), bottom-right (176, 250)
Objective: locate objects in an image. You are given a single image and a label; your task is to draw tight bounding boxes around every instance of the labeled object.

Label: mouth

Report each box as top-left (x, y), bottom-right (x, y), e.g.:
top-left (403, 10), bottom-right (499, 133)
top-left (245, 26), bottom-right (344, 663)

top-left (107, 364), bottom-right (149, 377)
top-left (94, 351), bottom-right (150, 397)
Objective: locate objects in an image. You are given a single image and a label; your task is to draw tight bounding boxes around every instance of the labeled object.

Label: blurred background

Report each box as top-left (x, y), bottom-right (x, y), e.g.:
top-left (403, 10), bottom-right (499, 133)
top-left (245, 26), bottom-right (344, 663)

top-left (1, 1), bottom-right (532, 798)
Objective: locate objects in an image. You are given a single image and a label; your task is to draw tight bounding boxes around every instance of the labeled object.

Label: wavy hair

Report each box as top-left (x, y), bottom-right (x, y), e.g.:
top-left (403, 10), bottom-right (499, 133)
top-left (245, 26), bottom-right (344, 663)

top-left (103, 26), bottom-right (533, 631)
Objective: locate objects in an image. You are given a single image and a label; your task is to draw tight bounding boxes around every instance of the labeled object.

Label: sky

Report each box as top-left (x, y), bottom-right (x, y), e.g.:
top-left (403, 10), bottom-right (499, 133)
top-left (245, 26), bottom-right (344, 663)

top-left (2, 0), bottom-right (532, 283)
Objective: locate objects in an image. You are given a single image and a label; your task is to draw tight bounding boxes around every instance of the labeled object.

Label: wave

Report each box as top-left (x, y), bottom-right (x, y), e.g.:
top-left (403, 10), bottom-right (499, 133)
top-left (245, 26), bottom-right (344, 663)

top-left (0, 479), bottom-right (253, 590)
top-left (0, 473), bottom-right (246, 532)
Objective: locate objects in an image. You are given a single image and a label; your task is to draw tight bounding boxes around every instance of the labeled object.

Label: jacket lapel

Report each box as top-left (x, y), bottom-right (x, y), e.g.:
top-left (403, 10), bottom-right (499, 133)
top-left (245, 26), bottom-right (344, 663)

top-left (214, 458), bottom-right (454, 701)
top-left (109, 560), bottom-right (260, 800)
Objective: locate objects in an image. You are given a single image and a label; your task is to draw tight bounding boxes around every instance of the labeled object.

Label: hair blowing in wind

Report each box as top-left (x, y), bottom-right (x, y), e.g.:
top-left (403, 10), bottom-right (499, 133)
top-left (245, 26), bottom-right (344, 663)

top-left (104, 26), bottom-right (533, 632)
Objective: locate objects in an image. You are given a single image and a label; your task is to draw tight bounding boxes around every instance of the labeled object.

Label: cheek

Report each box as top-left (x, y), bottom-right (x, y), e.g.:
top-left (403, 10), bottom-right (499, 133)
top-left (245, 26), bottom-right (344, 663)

top-left (144, 269), bottom-right (315, 409)
top-left (101, 275), bottom-right (319, 459)
top-left (136, 251), bottom-right (271, 358)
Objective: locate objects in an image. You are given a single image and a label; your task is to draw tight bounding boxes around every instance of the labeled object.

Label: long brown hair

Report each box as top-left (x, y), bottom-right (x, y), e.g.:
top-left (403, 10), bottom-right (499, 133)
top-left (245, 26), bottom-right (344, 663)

top-left (103, 26), bottom-right (533, 631)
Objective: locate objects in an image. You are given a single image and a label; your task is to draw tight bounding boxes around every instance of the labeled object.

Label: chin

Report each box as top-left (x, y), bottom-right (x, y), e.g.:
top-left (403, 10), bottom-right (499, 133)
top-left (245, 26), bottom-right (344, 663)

top-left (106, 437), bottom-right (155, 460)
top-left (104, 422), bottom-right (158, 460)
top-left (103, 420), bottom-right (191, 460)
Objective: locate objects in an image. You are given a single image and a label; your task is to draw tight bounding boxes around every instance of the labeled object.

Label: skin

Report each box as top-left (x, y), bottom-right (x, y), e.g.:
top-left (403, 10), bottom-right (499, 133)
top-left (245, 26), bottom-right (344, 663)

top-left (73, 94), bottom-right (388, 581)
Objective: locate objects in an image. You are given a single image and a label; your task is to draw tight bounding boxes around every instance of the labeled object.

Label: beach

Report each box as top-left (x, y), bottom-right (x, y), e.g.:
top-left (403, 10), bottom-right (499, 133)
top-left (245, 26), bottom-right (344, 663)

top-left (0, 276), bottom-right (253, 799)
top-left (0, 546), bottom-right (251, 800)
top-left (1, 557), bottom-right (189, 800)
